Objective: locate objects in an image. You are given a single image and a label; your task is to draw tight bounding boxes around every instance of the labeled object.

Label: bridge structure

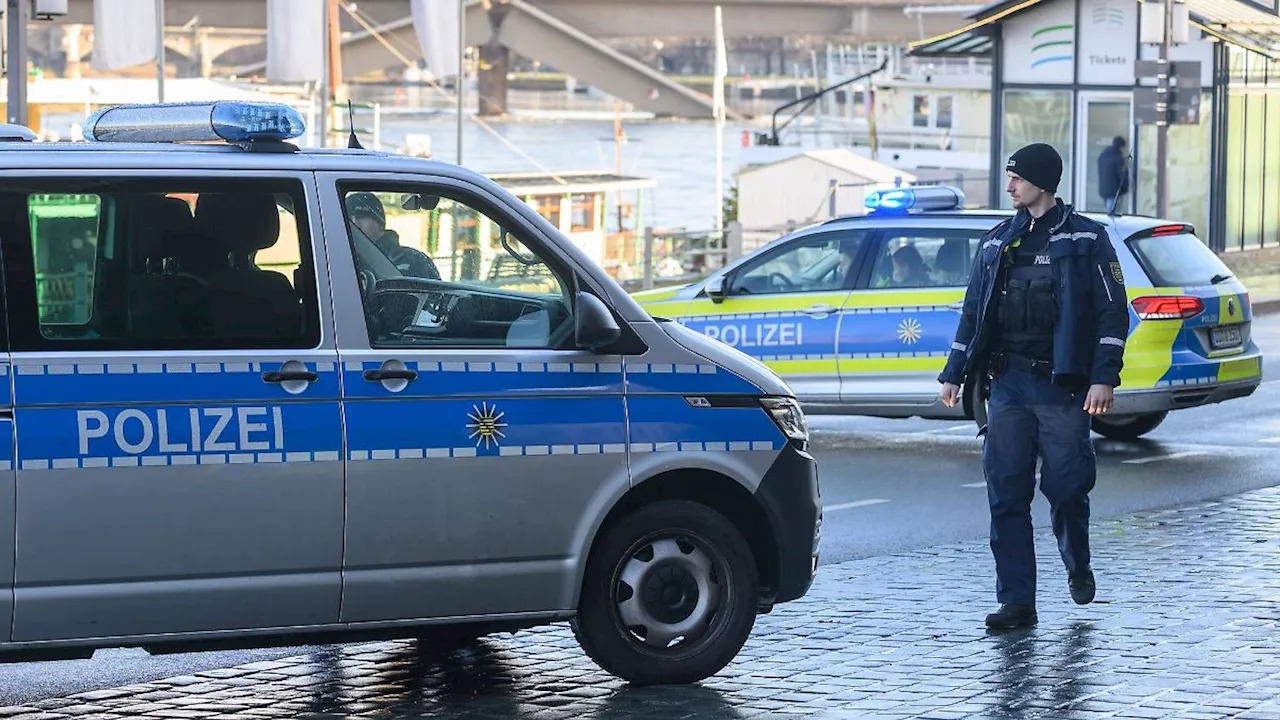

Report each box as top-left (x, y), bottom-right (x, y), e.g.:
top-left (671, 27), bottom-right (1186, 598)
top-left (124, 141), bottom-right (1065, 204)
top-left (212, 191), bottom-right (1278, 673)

top-left (43, 0), bottom-right (978, 117)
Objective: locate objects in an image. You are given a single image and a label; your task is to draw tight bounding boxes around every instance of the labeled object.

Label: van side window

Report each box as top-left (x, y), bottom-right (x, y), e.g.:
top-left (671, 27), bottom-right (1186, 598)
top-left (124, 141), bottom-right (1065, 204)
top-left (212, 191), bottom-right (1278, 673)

top-left (6, 180), bottom-right (319, 351)
top-left (338, 186), bottom-right (574, 349)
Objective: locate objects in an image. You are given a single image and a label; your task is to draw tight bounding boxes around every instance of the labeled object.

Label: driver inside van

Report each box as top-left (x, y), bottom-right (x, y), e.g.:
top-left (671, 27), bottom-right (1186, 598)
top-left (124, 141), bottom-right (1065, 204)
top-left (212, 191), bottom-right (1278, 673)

top-left (346, 192), bottom-right (441, 280)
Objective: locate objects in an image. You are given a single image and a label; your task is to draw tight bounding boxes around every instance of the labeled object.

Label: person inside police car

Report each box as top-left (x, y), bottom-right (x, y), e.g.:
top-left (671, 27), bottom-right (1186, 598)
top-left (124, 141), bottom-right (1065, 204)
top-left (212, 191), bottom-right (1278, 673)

top-left (346, 191), bottom-right (441, 280)
top-left (937, 143), bottom-right (1129, 631)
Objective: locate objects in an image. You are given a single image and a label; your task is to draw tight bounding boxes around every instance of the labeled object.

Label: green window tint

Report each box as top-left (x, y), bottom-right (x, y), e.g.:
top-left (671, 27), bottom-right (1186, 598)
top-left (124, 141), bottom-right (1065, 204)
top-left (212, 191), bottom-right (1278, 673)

top-left (29, 193), bottom-right (102, 328)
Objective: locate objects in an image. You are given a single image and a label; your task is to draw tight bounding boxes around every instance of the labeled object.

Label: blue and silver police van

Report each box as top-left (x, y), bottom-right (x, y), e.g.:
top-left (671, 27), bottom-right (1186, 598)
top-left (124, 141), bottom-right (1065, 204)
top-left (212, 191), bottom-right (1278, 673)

top-left (0, 102), bottom-right (820, 686)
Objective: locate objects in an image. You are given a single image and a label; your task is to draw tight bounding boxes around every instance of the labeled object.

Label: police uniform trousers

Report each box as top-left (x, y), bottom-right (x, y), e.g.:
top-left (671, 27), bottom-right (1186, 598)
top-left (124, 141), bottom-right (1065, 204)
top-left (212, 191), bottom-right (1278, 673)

top-left (982, 366), bottom-right (1096, 606)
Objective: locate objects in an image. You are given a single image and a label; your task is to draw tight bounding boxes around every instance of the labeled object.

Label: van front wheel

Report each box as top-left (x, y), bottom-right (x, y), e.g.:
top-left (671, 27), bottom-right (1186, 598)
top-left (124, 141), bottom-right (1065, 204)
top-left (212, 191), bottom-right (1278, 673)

top-left (571, 500), bottom-right (759, 685)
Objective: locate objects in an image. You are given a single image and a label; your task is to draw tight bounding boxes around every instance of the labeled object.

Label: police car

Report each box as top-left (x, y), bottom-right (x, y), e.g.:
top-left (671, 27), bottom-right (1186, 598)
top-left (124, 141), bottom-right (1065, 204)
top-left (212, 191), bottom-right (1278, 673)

top-left (634, 186), bottom-right (1262, 440)
top-left (0, 102), bottom-right (820, 686)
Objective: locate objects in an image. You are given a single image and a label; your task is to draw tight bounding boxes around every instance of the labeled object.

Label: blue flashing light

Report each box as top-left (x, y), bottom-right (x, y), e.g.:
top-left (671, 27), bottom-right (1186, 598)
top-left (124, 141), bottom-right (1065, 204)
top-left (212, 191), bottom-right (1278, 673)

top-left (84, 101), bottom-right (306, 144)
top-left (865, 186), bottom-right (965, 214)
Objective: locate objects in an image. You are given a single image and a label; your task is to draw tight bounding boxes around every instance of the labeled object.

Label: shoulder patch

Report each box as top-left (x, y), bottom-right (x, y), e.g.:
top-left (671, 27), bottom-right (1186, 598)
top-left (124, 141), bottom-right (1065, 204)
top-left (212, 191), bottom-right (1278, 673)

top-left (1109, 261), bottom-right (1124, 285)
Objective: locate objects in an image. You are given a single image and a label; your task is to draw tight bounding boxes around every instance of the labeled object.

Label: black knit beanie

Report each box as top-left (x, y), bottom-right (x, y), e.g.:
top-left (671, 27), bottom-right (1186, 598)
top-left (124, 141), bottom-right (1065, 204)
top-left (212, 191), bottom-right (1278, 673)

top-left (1005, 143), bottom-right (1063, 194)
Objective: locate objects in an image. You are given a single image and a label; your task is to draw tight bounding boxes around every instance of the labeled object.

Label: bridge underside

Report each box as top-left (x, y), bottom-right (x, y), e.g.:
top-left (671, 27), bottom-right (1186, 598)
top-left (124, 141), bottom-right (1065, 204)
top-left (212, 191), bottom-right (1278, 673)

top-left (53, 0), bottom-right (976, 118)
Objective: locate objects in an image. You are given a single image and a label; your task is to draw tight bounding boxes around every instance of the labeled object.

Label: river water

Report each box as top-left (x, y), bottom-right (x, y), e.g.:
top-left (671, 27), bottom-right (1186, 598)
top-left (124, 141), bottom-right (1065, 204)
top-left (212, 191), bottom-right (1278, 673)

top-left (343, 85), bottom-right (840, 233)
top-left (50, 86), bottom-right (839, 233)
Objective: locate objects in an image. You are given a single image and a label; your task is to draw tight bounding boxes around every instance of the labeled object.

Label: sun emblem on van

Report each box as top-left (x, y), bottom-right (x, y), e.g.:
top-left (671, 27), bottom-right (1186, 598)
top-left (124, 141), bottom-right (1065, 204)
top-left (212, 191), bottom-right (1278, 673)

top-left (467, 402), bottom-right (508, 449)
top-left (897, 318), bottom-right (923, 345)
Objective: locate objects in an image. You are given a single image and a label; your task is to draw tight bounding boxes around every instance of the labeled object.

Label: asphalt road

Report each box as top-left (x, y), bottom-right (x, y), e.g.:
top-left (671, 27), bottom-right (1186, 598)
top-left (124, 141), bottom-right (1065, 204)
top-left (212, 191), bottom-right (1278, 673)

top-left (1, 314), bottom-right (1277, 706)
top-left (811, 312), bottom-right (1280, 565)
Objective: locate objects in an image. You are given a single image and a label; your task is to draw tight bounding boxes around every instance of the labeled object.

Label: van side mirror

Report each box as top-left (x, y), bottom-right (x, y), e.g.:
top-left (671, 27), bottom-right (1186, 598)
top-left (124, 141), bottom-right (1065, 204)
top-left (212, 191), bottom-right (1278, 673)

top-left (706, 275), bottom-right (728, 304)
top-left (575, 291), bottom-right (622, 350)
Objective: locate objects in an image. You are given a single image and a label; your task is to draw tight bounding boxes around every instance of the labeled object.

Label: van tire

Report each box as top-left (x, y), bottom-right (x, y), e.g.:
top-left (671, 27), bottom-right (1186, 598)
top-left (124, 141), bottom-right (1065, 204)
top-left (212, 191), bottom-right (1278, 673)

top-left (571, 500), bottom-right (759, 685)
top-left (1090, 411), bottom-right (1168, 440)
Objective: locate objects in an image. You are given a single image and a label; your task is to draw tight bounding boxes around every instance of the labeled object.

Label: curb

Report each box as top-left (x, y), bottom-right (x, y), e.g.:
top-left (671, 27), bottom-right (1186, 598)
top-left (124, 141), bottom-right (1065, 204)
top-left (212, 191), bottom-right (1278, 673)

top-left (1253, 297), bottom-right (1280, 316)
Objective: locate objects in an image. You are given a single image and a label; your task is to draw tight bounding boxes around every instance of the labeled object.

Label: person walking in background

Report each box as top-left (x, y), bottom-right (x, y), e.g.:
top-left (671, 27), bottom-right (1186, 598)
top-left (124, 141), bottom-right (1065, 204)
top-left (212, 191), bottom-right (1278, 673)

top-left (938, 143), bottom-right (1130, 631)
top-left (1098, 137), bottom-right (1129, 216)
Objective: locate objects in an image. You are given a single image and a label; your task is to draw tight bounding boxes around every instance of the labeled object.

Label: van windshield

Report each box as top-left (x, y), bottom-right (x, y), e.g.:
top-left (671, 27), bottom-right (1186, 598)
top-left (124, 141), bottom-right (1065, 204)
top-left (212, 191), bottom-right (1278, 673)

top-left (1126, 232), bottom-right (1233, 287)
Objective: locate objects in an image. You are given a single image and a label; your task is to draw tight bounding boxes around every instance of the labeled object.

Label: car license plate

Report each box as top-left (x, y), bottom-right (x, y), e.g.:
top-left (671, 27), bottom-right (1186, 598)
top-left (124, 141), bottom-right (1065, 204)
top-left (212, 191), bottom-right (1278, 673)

top-left (1210, 324), bottom-right (1243, 349)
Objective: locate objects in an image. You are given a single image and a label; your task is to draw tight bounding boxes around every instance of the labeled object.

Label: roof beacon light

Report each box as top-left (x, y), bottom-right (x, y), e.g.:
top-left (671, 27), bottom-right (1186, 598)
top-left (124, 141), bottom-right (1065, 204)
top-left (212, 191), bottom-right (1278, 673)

top-left (83, 101), bottom-right (306, 145)
top-left (864, 186), bottom-right (965, 214)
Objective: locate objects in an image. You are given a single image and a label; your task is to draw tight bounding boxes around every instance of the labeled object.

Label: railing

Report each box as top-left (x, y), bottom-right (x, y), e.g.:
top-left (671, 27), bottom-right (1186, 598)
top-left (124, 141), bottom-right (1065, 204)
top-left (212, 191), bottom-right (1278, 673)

top-left (785, 126), bottom-right (993, 155)
top-left (609, 174), bottom-right (996, 292)
top-left (35, 270), bottom-right (93, 325)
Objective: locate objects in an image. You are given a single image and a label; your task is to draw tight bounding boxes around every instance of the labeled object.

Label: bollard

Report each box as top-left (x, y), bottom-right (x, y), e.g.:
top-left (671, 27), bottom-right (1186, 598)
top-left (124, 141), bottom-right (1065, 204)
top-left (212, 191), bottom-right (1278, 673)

top-left (643, 226), bottom-right (654, 290)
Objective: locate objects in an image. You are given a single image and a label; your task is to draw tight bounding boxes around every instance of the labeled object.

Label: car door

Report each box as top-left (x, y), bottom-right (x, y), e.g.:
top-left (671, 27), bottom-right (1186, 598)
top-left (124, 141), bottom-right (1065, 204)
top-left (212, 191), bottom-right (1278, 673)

top-left (669, 229), bottom-right (873, 402)
top-left (320, 173), bottom-right (632, 623)
top-left (839, 225), bottom-right (989, 411)
top-left (0, 288), bottom-right (12, 645)
top-left (1, 174), bottom-right (344, 642)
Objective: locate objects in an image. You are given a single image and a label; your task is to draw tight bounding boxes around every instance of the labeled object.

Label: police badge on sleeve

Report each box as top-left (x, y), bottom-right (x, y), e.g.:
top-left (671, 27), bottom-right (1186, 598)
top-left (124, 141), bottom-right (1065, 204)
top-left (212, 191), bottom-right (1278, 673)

top-left (1109, 261), bottom-right (1124, 285)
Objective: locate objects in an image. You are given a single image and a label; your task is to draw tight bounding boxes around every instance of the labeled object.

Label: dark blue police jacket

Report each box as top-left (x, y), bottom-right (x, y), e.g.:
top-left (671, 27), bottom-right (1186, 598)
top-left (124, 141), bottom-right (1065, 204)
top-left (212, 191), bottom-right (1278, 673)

top-left (938, 199), bottom-right (1130, 390)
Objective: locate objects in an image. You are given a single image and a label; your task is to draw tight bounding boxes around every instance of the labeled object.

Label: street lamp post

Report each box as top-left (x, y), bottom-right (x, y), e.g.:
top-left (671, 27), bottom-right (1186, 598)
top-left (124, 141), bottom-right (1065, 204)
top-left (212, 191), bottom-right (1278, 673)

top-left (1155, 0), bottom-right (1173, 219)
top-left (6, 0), bottom-right (28, 126)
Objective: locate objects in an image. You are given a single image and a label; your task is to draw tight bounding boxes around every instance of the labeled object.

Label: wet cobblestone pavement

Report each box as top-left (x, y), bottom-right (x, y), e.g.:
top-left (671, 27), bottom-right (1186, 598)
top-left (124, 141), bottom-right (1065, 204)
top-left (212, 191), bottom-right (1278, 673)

top-left (5, 487), bottom-right (1280, 719)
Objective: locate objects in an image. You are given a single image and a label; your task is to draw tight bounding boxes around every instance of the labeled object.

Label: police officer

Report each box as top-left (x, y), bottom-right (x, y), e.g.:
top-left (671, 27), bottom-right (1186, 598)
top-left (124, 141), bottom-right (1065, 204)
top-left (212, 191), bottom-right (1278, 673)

top-left (937, 143), bottom-right (1130, 631)
top-left (346, 192), bottom-right (441, 280)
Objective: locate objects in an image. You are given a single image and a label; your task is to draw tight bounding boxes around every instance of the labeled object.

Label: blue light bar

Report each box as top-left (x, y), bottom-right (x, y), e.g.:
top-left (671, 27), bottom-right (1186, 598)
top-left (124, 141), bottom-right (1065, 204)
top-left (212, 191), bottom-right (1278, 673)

top-left (83, 101), bottom-right (306, 144)
top-left (865, 186), bottom-right (966, 213)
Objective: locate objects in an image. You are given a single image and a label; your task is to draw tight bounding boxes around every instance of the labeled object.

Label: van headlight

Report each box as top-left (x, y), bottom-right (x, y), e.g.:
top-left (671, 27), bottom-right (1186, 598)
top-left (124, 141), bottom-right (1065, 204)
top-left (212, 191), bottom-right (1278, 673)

top-left (760, 396), bottom-right (809, 443)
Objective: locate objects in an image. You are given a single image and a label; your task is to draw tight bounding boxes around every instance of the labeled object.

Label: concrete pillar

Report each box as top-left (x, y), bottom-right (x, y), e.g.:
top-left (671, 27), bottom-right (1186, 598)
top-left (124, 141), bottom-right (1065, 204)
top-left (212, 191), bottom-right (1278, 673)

top-left (478, 41), bottom-right (509, 117)
top-left (64, 25), bottom-right (82, 79)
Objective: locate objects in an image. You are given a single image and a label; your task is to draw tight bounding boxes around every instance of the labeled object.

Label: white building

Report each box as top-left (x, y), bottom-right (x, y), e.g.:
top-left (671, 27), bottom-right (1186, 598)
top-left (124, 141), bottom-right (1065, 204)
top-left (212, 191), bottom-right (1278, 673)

top-left (735, 149), bottom-right (917, 244)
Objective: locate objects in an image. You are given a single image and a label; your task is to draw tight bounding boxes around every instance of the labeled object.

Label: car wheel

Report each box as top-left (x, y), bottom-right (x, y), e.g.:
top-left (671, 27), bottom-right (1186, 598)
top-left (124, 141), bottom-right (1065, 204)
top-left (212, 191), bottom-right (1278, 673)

top-left (1090, 411), bottom-right (1169, 440)
top-left (571, 500), bottom-right (758, 685)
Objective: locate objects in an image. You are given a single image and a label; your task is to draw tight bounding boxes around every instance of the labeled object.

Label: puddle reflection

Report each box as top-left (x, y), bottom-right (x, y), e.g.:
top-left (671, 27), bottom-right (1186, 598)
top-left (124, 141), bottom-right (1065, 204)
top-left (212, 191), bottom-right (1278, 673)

top-left (988, 620), bottom-right (1096, 719)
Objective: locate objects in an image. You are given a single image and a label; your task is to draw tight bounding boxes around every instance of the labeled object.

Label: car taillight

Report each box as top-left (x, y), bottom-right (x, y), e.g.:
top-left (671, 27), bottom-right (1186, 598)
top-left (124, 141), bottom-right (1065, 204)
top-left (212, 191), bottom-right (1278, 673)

top-left (1131, 296), bottom-right (1205, 320)
top-left (1149, 224), bottom-right (1189, 237)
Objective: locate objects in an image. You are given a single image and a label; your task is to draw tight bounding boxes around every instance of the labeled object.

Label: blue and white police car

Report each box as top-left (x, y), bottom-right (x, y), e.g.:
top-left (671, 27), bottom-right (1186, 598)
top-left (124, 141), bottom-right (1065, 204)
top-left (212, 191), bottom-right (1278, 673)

top-left (635, 187), bottom-right (1262, 440)
top-left (0, 102), bottom-right (821, 686)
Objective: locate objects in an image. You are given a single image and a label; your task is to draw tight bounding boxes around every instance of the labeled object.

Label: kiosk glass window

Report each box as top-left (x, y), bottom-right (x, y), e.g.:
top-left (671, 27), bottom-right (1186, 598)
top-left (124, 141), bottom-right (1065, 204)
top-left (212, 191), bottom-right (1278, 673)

top-left (1001, 90), bottom-right (1073, 207)
top-left (1137, 92), bottom-right (1211, 246)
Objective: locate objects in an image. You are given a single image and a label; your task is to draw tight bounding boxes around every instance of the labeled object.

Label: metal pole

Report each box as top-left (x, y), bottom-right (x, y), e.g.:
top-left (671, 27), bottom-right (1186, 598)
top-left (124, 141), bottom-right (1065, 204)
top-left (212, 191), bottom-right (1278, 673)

top-left (1155, 0), bottom-right (1173, 218)
top-left (319, 0), bottom-right (329, 148)
top-left (156, 0), bottom-right (165, 102)
top-left (6, 0), bottom-right (27, 125)
top-left (456, 0), bottom-right (465, 165)
top-left (643, 226), bottom-right (654, 290)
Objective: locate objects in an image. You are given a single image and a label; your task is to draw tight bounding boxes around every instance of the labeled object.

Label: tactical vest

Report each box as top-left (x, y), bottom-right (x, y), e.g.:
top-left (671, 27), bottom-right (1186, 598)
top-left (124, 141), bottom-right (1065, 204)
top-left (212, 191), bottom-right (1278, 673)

top-left (995, 235), bottom-right (1056, 360)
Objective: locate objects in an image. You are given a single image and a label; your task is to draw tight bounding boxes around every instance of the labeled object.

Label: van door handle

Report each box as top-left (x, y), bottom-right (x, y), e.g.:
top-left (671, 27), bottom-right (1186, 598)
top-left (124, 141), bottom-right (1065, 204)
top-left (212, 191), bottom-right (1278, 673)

top-left (364, 368), bottom-right (419, 382)
top-left (262, 369), bottom-right (318, 383)
top-left (800, 304), bottom-right (834, 316)
top-left (947, 301), bottom-right (965, 311)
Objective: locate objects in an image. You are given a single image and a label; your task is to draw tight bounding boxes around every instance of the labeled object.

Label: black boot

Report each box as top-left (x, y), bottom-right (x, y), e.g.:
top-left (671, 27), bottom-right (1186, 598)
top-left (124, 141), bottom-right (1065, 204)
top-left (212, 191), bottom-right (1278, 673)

top-left (1069, 567), bottom-right (1096, 605)
top-left (985, 604), bottom-right (1038, 630)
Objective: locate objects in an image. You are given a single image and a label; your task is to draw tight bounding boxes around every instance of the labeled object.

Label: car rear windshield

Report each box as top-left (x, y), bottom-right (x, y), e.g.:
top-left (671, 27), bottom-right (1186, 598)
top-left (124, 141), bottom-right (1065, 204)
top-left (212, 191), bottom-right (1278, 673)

top-left (1126, 232), bottom-right (1233, 287)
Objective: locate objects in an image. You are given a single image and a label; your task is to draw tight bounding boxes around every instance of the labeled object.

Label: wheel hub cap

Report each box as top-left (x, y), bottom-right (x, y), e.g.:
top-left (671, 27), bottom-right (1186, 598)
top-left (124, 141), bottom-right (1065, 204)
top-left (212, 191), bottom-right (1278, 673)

top-left (616, 537), bottom-right (722, 649)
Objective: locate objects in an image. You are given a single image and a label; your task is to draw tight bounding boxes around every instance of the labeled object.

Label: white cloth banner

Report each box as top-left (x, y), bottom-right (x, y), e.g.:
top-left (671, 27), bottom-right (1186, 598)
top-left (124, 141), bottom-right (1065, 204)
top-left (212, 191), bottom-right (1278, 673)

top-left (91, 0), bottom-right (158, 71)
top-left (267, 0), bottom-right (325, 83)
top-left (411, 0), bottom-right (461, 79)
top-left (712, 6), bottom-right (727, 122)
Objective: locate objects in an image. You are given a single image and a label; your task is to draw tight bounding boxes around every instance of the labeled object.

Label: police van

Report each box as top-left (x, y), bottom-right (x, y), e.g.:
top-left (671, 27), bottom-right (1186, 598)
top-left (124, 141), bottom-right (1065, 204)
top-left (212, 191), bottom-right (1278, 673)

top-left (635, 187), bottom-right (1263, 440)
top-left (0, 102), bottom-right (820, 686)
